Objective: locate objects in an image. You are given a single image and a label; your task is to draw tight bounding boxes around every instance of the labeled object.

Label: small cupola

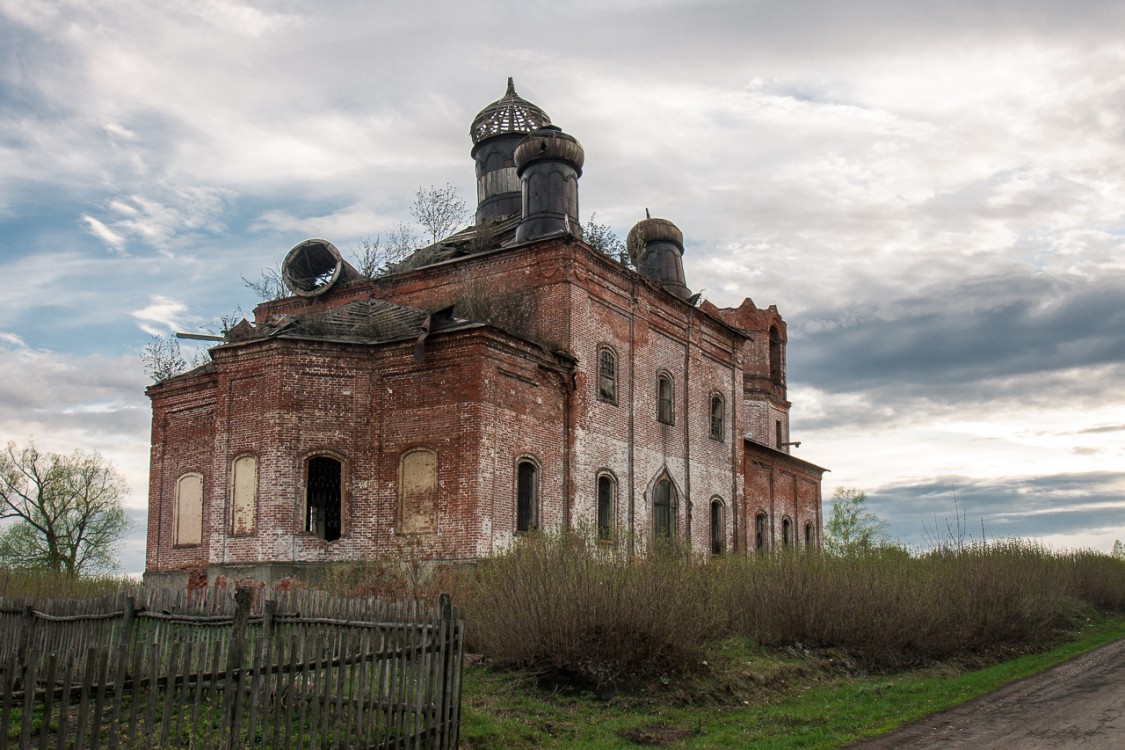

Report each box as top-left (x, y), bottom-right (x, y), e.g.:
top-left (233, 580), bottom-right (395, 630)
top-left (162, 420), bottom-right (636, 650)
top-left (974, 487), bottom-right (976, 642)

top-left (470, 78), bottom-right (552, 223)
top-left (513, 125), bottom-right (585, 243)
top-left (627, 215), bottom-right (691, 300)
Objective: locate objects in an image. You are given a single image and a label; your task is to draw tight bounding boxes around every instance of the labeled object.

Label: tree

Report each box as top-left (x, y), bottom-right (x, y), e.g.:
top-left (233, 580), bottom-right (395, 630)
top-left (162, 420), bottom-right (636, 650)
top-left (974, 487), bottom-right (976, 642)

top-left (141, 334), bottom-right (188, 382)
top-left (411, 183), bottom-right (467, 246)
top-left (242, 262), bottom-right (287, 302)
top-left (1113, 539), bottom-right (1124, 559)
top-left (0, 441), bottom-right (130, 575)
top-left (583, 213), bottom-right (632, 267)
top-left (353, 224), bottom-right (419, 278)
top-left (824, 487), bottom-right (889, 555)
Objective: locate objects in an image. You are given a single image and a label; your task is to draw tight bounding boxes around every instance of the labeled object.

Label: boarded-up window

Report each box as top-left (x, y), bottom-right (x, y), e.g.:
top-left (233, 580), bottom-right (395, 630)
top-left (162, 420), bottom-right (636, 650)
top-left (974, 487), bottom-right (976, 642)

top-left (399, 449), bottom-right (438, 533)
top-left (230, 455), bottom-right (257, 535)
top-left (174, 473), bottom-right (203, 547)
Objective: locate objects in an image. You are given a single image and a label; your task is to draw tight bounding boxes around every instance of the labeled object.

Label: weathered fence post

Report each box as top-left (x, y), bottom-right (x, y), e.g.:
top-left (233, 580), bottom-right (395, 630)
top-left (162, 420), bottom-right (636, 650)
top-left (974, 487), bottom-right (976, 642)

top-left (15, 605), bottom-right (34, 685)
top-left (225, 586), bottom-right (253, 750)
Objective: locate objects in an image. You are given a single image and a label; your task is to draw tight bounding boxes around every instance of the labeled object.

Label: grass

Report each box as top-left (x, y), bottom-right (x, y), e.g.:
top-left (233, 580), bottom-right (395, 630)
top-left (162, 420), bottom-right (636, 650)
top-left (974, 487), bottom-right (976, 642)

top-left (460, 614), bottom-right (1125, 749)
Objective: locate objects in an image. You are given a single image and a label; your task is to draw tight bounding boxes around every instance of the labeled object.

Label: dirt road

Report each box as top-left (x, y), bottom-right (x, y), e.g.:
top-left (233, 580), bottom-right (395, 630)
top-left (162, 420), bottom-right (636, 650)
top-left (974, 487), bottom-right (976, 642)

top-left (843, 638), bottom-right (1125, 749)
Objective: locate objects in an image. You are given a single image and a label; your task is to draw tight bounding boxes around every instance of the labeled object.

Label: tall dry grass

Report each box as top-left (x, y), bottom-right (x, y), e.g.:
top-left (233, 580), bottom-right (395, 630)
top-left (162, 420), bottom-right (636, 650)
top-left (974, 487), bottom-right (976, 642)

top-left (0, 569), bottom-right (140, 600)
top-left (467, 533), bottom-right (1125, 686)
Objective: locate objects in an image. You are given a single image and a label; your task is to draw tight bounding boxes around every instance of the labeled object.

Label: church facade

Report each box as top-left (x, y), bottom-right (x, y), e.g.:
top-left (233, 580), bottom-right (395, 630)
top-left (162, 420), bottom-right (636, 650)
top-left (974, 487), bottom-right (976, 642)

top-left (143, 80), bottom-right (826, 588)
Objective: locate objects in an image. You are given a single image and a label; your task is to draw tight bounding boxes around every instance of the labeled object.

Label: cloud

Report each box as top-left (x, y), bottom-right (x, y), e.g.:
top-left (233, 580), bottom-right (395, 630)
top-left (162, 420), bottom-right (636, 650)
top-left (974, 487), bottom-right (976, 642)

top-left (81, 214), bottom-right (126, 252)
top-left (130, 295), bottom-right (188, 335)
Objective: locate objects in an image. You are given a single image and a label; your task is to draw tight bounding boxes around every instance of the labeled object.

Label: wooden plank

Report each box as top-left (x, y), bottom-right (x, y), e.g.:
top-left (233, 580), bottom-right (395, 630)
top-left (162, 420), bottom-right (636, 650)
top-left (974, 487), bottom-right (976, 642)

top-left (125, 646), bottom-right (143, 750)
top-left (158, 639), bottom-right (180, 746)
top-left (18, 652), bottom-right (38, 750)
top-left (73, 647), bottom-right (97, 750)
top-left (37, 652), bottom-right (58, 750)
top-left (0, 652), bottom-right (16, 750)
top-left (89, 649), bottom-right (110, 749)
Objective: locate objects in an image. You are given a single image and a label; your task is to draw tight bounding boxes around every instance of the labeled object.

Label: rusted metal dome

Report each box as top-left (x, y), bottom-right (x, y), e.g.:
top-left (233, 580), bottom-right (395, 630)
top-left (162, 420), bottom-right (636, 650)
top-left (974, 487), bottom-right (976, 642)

top-left (514, 125), bottom-right (585, 174)
top-left (470, 78), bottom-right (552, 145)
top-left (627, 217), bottom-right (683, 261)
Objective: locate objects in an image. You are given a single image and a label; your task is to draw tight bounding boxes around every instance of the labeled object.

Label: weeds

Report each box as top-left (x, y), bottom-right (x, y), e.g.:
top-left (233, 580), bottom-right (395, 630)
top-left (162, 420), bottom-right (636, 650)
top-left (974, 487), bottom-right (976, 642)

top-left (467, 532), bottom-right (1125, 688)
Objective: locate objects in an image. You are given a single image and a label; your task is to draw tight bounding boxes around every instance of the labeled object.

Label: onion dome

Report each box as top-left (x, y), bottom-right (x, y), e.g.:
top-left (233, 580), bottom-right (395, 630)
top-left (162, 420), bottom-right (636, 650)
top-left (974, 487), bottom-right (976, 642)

top-left (627, 217), bottom-right (683, 263)
top-left (470, 78), bottom-right (552, 145)
top-left (514, 125), bottom-right (585, 175)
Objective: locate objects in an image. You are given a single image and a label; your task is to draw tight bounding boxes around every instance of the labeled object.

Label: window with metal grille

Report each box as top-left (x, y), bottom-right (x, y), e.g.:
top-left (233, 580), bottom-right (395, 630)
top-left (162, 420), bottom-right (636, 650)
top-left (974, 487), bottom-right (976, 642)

top-left (306, 456), bottom-right (342, 542)
top-left (657, 374), bottom-right (674, 425)
top-left (598, 347), bottom-right (617, 403)
top-left (710, 394), bottom-right (724, 440)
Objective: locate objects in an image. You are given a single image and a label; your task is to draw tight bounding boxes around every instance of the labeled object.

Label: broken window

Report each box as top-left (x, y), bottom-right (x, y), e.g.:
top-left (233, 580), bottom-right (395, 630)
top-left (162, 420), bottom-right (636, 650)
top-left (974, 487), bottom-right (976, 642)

top-left (782, 518), bottom-right (792, 547)
top-left (710, 394), bottom-right (724, 441)
top-left (710, 497), bottom-right (724, 555)
top-left (597, 473), bottom-right (615, 540)
top-left (598, 347), bottom-right (617, 403)
top-left (804, 522), bottom-right (813, 548)
top-left (653, 478), bottom-right (674, 537)
top-left (306, 456), bottom-right (342, 542)
top-left (769, 325), bottom-right (782, 386)
top-left (516, 459), bottom-right (538, 532)
top-left (173, 473), bottom-right (203, 547)
top-left (230, 455), bottom-right (257, 536)
top-left (657, 373), bottom-right (674, 425)
top-left (755, 513), bottom-right (767, 552)
top-left (399, 448), bottom-right (438, 534)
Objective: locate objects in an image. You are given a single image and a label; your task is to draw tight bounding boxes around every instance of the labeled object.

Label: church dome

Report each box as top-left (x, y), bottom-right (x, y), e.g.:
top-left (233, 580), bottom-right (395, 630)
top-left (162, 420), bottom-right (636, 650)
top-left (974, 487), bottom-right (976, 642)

top-left (470, 78), bottom-right (552, 145)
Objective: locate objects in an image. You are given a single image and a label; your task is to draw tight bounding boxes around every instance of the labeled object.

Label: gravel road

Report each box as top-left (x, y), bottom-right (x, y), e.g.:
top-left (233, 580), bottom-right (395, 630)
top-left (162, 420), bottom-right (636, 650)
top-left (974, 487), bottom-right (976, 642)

top-left (842, 638), bottom-right (1125, 749)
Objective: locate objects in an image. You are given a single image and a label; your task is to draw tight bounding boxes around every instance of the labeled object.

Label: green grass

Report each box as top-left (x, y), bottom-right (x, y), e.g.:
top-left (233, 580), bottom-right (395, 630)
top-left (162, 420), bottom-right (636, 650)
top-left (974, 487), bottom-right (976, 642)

top-left (459, 614), bottom-right (1125, 749)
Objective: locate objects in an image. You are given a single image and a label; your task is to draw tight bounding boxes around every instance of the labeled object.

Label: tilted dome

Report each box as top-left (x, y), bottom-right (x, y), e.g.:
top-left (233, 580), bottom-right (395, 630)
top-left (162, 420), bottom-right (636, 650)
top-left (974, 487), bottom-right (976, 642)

top-left (470, 77), bottom-right (552, 145)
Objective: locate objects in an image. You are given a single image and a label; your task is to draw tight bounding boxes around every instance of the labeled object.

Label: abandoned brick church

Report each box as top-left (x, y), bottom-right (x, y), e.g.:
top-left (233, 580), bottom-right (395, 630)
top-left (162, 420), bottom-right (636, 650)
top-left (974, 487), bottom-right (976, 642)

top-left (144, 80), bottom-right (827, 588)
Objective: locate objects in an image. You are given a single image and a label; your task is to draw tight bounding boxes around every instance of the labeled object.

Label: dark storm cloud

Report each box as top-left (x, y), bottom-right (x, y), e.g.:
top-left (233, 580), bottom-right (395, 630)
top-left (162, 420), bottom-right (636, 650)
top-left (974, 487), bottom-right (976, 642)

top-left (789, 272), bottom-right (1125, 394)
top-left (867, 471), bottom-right (1125, 547)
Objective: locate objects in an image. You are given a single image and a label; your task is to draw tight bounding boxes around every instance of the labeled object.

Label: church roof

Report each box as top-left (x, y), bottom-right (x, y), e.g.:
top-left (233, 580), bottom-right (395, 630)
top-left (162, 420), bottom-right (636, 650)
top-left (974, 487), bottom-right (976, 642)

top-left (470, 78), bottom-right (551, 145)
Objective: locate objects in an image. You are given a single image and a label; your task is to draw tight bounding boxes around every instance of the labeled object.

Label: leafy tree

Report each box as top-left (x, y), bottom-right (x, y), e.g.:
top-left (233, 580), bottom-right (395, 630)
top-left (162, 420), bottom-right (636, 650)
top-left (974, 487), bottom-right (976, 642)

top-left (824, 487), bottom-right (889, 555)
top-left (583, 213), bottom-right (632, 267)
top-left (1113, 539), bottom-right (1124, 559)
top-left (0, 441), bottom-right (130, 575)
top-left (411, 183), bottom-right (467, 246)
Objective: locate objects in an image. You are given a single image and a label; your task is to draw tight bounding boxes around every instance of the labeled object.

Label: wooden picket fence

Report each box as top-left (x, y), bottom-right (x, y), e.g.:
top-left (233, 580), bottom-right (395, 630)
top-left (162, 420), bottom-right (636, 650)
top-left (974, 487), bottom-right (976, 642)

top-left (0, 586), bottom-right (464, 749)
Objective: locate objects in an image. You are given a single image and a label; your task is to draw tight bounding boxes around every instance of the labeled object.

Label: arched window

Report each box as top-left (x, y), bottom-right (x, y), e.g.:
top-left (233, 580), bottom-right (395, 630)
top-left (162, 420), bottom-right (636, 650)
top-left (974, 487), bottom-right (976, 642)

top-left (230, 455), bottom-right (257, 536)
top-left (598, 347), bottom-right (617, 403)
top-left (597, 473), bottom-right (615, 540)
top-left (709, 394), bottom-right (725, 441)
top-left (516, 459), bottom-right (539, 532)
top-left (174, 473), bottom-right (203, 547)
top-left (657, 373), bottom-right (674, 425)
top-left (306, 456), bottom-right (342, 542)
top-left (710, 498), bottom-right (724, 555)
top-left (769, 325), bottom-right (782, 386)
top-left (399, 448), bottom-right (438, 534)
top-left (782, 518), bottom-right (792, 547)
top-left (755, 512), bottom-right (767, 552)
top-left (653, 478), bottom-right (674, 537)
top-left (804, 521), bottom-right (814, 548)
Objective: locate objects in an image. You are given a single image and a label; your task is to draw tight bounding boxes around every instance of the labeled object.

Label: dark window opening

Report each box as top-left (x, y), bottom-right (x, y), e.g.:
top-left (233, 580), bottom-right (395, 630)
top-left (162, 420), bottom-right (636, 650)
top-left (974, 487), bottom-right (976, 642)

top-left (597, 474), bottom-right (614, 540)
top-left (306, 456), bottom-right (342, 542)
top-left (769, 326), bottom-right (782, 386)
top-left (710, 499), bottom-right (724, 555)
top-left (658, 374), bottom-right (674, 425)
top-left (654, 478), bottom-right (673, 537)
top-left (755, 513), bottom-right (767, 552)
top-left (776, 420), bottom-right (783, 449)
top-left (710, 395), bottom-right (724, 440)
top-left (598, 348), bottom-right (617, 403)
top-left (517, 460), bottom-right (538, 532)
top-left (805, 522), bottom-right (813, 548)
top-left (782, 518), bottom-right (792, 547)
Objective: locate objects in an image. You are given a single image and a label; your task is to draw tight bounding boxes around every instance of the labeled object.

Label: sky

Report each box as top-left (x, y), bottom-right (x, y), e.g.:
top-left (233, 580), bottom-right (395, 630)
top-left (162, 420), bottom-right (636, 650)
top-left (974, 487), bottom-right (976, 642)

top-left (1, 0), bottom-right (1123, 574)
